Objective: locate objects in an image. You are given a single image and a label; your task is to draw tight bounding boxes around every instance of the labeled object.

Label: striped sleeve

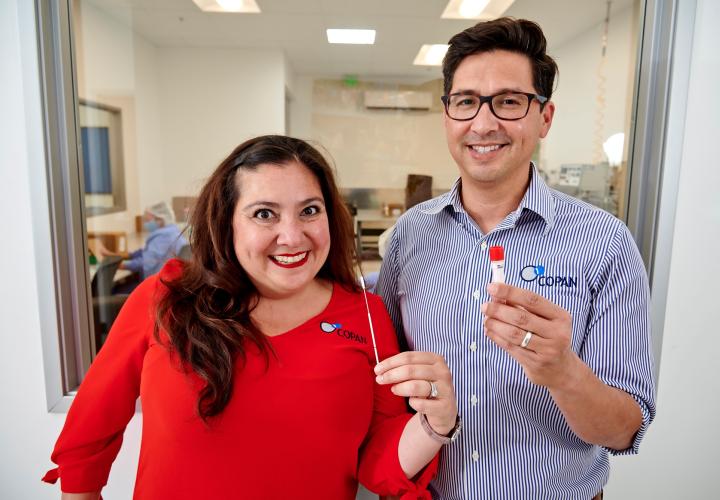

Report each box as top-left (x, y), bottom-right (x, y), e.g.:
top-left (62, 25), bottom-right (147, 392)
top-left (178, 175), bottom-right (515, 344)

top-left (585, 223), bottom-right (656, 455)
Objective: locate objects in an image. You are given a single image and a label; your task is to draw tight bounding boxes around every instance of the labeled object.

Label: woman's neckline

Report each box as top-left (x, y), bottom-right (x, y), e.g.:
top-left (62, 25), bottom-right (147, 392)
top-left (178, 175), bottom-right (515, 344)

top-left (253, 280), bottom-right (337, 339)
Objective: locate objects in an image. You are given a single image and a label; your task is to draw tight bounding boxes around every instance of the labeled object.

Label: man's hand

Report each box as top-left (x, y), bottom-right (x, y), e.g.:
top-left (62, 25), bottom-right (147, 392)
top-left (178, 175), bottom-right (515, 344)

top-left (482, 282), bottom-right (580, 389)
top-left (374, 351), bottom-right (458, 435)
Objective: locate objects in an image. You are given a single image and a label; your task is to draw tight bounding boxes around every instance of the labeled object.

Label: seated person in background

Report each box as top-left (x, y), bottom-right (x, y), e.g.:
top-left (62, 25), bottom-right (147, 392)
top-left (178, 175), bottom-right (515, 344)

top-left (122, 201), bottom-right (188, 279)
top-left (43, 135), bottom-right (459, 499)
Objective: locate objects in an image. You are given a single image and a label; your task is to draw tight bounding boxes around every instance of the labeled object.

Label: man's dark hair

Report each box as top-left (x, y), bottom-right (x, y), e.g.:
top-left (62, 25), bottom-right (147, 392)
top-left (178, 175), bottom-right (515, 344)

top-left (442, 17), bottom-right (558, 100)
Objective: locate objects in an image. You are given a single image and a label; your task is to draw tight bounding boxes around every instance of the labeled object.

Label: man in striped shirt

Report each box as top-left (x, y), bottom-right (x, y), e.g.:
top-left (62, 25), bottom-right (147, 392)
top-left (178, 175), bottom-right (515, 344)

top-left (376, 18), bottom-right (656, 499)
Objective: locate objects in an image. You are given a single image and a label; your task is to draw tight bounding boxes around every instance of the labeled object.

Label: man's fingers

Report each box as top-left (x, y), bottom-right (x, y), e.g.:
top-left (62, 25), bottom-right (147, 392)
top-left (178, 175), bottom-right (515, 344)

top-left (482, 301), bottom-right (552, 339)
top-left (484, 317), bottom-right (547, 353)
top-left (482, 301), bottom-right (557, 342)
top-left (486, 282), bottom-right (566, 320)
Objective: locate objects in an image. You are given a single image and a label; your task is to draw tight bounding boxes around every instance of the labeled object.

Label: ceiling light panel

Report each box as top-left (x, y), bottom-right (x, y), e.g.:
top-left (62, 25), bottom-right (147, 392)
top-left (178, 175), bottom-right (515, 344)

top-left (192, 0), bottom-right (261, 13)
top-left (327, 29), bottom-right (376, 45)
top-left (441, 0), bottom-right (515, 20)
top-left (413, 44), bottom-right (449, 66)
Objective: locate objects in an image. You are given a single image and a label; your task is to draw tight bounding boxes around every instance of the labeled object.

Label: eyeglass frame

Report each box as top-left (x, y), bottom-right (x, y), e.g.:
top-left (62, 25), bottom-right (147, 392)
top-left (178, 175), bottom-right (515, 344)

top-left (440, 91), bottom-right (549, 122)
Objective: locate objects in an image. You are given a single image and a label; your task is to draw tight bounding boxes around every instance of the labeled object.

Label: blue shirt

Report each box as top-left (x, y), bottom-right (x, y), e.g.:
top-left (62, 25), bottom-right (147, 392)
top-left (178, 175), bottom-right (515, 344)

top-left (124, 224), bottom-right (188, 279)
top-left (377, 165), bottom-right (656, 500)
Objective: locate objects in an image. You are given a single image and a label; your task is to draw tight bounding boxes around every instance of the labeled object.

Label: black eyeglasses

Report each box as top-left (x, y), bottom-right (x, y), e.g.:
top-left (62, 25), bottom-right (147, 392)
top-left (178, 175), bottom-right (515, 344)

top-left (441, 91), bottom-right (548, 121)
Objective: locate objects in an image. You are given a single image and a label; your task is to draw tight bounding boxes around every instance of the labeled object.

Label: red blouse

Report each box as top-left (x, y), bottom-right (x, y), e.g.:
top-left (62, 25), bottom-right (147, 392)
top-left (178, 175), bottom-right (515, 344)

top-left (43, 260), bottom-right (436, 499)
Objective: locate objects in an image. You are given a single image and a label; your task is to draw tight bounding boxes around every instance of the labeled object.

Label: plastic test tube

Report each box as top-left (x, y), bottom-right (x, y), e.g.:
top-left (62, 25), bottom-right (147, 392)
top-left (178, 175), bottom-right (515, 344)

top-left (489, 246), bottom-right (505, 284)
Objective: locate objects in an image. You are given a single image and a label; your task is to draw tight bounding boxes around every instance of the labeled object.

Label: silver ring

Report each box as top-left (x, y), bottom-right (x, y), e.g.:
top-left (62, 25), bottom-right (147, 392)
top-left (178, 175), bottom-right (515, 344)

top-left (428, 381), bottom-right (439, 399)
top-left (520, 331), bottom-right (533, 348)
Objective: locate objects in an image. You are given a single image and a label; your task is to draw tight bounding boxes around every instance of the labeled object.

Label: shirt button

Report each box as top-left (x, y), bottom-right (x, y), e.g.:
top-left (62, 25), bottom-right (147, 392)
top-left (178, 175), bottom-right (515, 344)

top-left (471, 394), bottom-right (478, 406)
top-left (480, 241), bottom-right (488, 251)
top-left (472, 450), bottom-right (479, 462)
top-left (472, 289), bottom-right (481, 300)
top-left (469, 341), bottom-right (477, 352)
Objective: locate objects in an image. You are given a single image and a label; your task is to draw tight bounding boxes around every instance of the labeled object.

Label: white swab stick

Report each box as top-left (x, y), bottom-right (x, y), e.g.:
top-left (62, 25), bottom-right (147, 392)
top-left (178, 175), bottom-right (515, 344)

top-left (359, 276), bottom-right (380, 365)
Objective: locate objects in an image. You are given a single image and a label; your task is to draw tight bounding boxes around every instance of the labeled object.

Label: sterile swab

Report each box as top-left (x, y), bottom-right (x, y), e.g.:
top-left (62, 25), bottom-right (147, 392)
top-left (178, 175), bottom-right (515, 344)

top-left (359, 276), bottom-right (381, 365)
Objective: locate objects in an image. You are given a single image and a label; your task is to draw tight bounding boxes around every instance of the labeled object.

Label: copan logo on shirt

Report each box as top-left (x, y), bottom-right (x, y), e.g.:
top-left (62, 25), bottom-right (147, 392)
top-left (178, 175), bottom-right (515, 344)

top-left (320, 321), bottom-right (368, 345)
top-left (520, 264), bottom-right (578, 288)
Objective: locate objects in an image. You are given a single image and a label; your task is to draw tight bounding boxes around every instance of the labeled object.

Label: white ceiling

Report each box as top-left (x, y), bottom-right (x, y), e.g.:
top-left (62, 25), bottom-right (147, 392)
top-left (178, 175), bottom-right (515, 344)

top-left (86, 0), bottom-right (636, 81)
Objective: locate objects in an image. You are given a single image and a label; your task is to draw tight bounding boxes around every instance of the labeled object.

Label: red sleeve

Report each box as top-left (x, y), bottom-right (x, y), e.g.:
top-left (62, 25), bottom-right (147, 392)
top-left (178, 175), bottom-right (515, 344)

top-left (42, 271), bottom-right (164, 493)
top-left (357, 293), bottom-right (438, 499)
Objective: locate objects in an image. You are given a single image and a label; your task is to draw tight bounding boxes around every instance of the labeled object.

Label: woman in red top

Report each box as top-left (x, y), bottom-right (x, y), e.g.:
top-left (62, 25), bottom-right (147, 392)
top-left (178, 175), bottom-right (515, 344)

top-left (44, 135), bottom-right (460, 499)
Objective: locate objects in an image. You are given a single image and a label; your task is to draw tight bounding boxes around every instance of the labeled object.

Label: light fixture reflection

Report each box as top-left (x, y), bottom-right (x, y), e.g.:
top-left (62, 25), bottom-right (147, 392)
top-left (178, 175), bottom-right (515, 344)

top-left (441, 0), bottom-right (514, 20)
top-left (192, 0), bottom-right (261, 13)
top-left (413, 44), bottom-right (450, 66)
top-left (459, 0), bottom-right (490, 18)
top-left (603, 132), bottom-right (625, 166)
top-left (327, 29), bottom-right (376, 45)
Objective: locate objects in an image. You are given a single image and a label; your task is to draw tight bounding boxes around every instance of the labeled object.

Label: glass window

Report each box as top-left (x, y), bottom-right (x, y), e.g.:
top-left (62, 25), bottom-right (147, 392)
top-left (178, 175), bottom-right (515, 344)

top-left (41, 0), bottom-right (663, 397)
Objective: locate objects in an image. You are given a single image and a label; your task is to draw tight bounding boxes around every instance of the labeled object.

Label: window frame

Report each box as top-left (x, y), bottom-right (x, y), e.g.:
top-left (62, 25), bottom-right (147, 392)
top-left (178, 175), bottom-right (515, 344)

top-left (35, 0), bottom-right (685, 411)
top-left (36, 0), bottom-right (95, 412)
top-left (624, 0), bottom-right (695, 382)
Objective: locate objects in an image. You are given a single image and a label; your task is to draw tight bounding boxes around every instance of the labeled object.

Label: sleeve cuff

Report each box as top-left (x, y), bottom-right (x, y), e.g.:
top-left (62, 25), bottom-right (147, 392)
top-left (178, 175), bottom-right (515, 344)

top-left (399, 453), bottom-right (439, 499)
top-left (41, 467), bottom-right (59, 484)
top-left (603, 391), bottom-right (655, 456)
top-left (42, 462), bottom-right (109, 493)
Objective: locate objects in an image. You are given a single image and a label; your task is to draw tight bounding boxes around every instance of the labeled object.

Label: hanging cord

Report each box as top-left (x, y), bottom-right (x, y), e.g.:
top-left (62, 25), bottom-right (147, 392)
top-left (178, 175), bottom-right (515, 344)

top-left (593, 1), bottom-right (612, 164)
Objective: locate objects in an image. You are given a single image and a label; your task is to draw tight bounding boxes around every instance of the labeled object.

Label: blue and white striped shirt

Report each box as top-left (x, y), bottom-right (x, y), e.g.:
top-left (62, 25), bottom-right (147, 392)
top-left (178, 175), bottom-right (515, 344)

top-left (377, 166), bottom-right (656, 500)
top-left (124, 224), bottom-right (188, 278)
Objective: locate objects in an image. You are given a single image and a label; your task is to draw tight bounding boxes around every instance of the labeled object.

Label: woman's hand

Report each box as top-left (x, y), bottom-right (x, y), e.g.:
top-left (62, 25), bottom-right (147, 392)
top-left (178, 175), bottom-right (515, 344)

top-left (375, 351), bottom-right (458, 435)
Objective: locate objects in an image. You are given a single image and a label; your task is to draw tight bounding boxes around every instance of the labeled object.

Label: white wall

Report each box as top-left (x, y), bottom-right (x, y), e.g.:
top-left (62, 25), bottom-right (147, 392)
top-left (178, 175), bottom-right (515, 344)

top-left (606, 0), bottom-right (720, 497)
top-left (155, 47), bottom-right (286, 202)
top-left (288, 74), bottom-right (314, 140)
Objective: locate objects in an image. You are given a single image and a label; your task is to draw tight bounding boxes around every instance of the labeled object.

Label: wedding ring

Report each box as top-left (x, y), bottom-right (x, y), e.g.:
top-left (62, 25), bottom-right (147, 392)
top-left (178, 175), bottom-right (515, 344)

top-left (520, 331), bottom-right (533, 348)
top-left (428, 381), bottom-right (439, 399)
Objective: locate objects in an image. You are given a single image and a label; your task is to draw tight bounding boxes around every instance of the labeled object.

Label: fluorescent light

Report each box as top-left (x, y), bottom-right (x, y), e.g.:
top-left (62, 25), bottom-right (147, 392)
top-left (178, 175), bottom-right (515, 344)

top-left (413, 44), bottom-right (449, 66)
top-left (459, 0), bottom-right (490, 18)
top-left (327, 29), bottom-right (376, 45)
top-left (441, 0), bottom-right (514, 20)
top-left (192, 0), bottom-right (261, 13)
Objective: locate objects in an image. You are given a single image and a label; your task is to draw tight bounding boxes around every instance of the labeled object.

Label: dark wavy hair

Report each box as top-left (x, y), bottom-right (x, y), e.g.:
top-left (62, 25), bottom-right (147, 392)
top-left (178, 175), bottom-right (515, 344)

top-left (442, 17), bottom-right (559, 100)
top-left (154, 135), bottom-right (359, 420)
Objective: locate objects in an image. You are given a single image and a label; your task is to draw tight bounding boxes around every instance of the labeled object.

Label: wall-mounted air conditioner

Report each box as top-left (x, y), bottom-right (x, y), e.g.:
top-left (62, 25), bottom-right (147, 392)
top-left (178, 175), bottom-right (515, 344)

top-left (364, 90), bottom-right (432, 110)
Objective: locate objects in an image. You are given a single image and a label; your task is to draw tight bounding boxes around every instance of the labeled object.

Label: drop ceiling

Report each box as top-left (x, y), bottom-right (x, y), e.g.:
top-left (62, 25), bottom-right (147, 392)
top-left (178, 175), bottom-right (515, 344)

top-left (85, 0), bottom-right (636, 81)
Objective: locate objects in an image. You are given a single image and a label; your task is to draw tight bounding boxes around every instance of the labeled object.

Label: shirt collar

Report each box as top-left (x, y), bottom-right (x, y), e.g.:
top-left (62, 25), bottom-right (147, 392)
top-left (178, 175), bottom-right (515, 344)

top-left (419, 178), bottom-right (464, 216)
top-left (419, 163), bottom-right (556, 234)
top-left (517, 163), bottom-right (556, 234)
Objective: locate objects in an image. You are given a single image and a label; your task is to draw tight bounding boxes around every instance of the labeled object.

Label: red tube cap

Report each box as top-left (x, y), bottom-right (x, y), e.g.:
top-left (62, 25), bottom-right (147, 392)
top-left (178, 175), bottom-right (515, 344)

top-left (489, 246), bottom-right (504, 262)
